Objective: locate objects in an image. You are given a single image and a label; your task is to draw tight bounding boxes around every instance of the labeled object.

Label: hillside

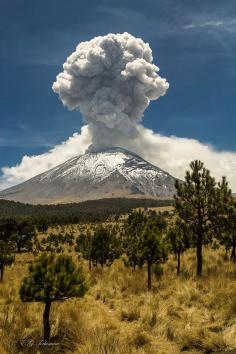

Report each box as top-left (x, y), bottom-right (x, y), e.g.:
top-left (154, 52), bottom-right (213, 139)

top-left (0, 148), bottom-right (176, 204)
top-left (0, 198), bottom-right (173, 223)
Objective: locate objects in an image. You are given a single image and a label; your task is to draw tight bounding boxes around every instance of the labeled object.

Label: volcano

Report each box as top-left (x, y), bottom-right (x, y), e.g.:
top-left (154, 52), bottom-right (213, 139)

top-left (0, 148), bottom-right (176, 204)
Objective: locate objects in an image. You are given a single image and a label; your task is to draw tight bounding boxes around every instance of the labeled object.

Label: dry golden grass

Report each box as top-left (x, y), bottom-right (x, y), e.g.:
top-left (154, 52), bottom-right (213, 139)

top-left (0, 237), bottom-right (236, 353)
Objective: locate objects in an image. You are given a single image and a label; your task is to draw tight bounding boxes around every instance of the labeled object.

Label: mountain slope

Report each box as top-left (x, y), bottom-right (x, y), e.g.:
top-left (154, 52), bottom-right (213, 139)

top-left (0, 148), bottom-right (176, 204)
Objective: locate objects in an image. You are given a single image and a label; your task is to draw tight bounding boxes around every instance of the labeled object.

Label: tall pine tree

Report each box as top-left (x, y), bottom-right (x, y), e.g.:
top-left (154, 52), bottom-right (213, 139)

top-left (174, 160), bottom-right (229, 276)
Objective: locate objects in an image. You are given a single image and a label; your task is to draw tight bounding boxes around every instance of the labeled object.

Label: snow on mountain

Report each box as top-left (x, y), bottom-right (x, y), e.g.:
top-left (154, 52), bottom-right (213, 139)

top-left (0, 148), bottom-right (176, 204)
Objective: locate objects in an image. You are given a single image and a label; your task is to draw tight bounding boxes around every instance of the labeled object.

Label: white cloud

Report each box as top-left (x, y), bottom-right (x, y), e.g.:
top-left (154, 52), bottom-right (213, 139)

top-left (0, 126), bottom-right (91, 190)
top-left (123, 126), bottom-right (236, 191)
top-left (183, 20), bottom-right (224, 30)
top-left (183, 17), bottom-right (236, 33)
top-left (1, 125), bottom-right (236, 192)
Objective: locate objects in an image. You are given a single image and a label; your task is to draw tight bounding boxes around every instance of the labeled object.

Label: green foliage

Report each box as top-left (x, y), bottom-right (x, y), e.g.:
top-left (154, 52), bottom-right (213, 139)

top-left (0, 218), bottom-right (36, 253)
top-left (20, 253), bottom-right (87, 302)
top-left (175, 161), bottom-right (217, 243)
top-left (13, 219), bottom-right (36, 253)
top-left (124, 210), bottom-right (147, 269)
top-left (124, 210), bottom-right (168, 289)
top-left (217, 196), bottom-right (236, 262)
top-left (146, 209), bottom-right (168, 230)
top-left (19, 253), bottom-right (87, 341)
top-left (0, 198), bottom-right (173, 226)
top-left (139, 220), bottom-right (168, 266)
top-left (75, 232), bottom-right (92, 265)
top-left (0, 218), bottom-right (18, 241)
top-left (124, 210), bottom-right (168, 265)
top-left (174, 160), bottom-right (232, 276)
top-left (76, 225), bottom-right (122, 268)
top-left (167, 217), bottom-right (191, 275)
top-left (0, 219), bottom-right (16, 280)
top-left (167, 218), bottom-right (191, 255)
top-left (0, 239), bottom-right (15, 281)
top-left (37, 218), bottom-right (49, 233)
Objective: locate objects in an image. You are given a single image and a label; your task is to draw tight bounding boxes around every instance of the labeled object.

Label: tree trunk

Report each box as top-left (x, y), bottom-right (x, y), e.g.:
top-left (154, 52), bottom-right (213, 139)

top-left (196, 233), bottom-right (203, 276)
top-left (231, 237), bottom-right (236, 263)
top-left (177, 251), bottom-right (181, 275)
top-left (139, 260), bottom-right (143, 269)
top-left (43, 301), bottom-right (51, 341)
top-left (225, 246), bottom-right (228, 256)
top-left (89, 260), bottom-right (92, 271)
top-left (17, 241), bottom-right (21, 253)
top-left (0, 265), bottom-right (3, 281)
top-left (147, 260), bottom-right (152, 290)
top-left (224, 246), bottom-right (229, 261)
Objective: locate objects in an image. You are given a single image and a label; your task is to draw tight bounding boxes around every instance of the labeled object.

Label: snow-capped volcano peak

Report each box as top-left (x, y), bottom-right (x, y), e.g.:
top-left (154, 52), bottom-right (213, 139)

top-left (0, 148), bottom-right (176, 204)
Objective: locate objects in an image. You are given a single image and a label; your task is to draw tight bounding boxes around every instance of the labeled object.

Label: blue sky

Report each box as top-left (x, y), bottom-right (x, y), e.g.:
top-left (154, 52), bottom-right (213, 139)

top-left (0, 0), bottom-right (236, 170)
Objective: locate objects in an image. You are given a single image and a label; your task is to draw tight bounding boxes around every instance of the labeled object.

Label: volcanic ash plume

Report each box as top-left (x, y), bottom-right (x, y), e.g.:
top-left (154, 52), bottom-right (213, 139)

top-left (52, 32), bottom-right (169, 151)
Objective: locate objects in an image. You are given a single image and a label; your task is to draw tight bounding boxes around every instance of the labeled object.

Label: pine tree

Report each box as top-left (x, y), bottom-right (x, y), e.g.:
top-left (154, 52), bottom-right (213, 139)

top-left (83, 225), bottom-right (121, 268)
top-left (12, 219), bottom-right (36, 253)
top-left (175, 160), bottom-right (229, 276)
top-left (228, 205), bottom-right (236, 263)
top-left (217, 196), bottom-right (236, 263)
top-left (139, 220), bottom-right (168, 290)
top-left (19, 254), bottom-right (87, 341)
top-left (0, 219), bottom-right (16, 281)
top-left (124, 210), bottom-right (168, 289)
top-left (0, 218), bottom-right (17, 242)
top-left (37, 218), bottom-right (49, 233)
top-left (123, 229), bottom-right (140, 270)
top-left (75, 232), bottom-right (93, 270)
top-left (167, 217), bottom-right (191, 275)
top-left (124, 210), bottom-right (147, 270)
top-left (0, 240), bottom-right (15, 281)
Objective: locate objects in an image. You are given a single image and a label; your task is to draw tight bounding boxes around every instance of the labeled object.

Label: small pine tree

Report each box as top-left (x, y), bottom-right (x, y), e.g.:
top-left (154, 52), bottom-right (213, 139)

top-left (139, 220), bottom-right (168, 290)
top-left (228, 206), bottom-right (236, 263)
top-left (124, 210), bottom-right (168, 289)
top-left (0, 240), bottom-right (15, 281)
top-left (167, 217), bottom-right (191, 275)
top-left (123, 230), bottom-right (140, 270)
top-left (123, 210), bottom-right (147, 270)
top-left (78, 225), bottom-right (121, 268)
top-left (75, 232), bottom-right (93, 269)
top-left (12, 219), bottom-right (36, 253)
top-left (19, 254), bottom-right (87, 341)
top-left (37, 218), bottom-right (49, 233)
top-left (218, 197), bottom-right (236, 263)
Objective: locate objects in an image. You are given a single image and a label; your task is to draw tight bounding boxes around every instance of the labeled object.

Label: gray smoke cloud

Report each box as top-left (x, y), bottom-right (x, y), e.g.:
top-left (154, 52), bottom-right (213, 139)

top-left (52, 32), bottom-right (169, 151)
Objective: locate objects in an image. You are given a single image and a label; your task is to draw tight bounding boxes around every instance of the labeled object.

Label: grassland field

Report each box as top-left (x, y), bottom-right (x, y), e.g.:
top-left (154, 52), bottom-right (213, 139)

top-left (1, 217), bottom-right (236, 354)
